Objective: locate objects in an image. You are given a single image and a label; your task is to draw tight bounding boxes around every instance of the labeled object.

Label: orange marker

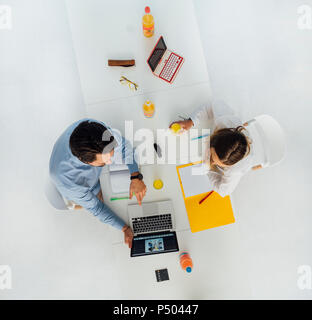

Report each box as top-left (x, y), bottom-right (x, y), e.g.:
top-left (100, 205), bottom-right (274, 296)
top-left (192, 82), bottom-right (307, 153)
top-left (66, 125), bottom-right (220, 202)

top-left (199, 191), bottom-right (214, 205)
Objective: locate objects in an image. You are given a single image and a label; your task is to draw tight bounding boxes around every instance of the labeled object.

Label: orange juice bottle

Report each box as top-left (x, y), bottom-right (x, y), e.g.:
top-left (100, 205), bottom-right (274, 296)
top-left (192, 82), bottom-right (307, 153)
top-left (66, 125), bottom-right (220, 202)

top-left (142, 6), bottom-right (154, 38)
top-left (179, 252), bottom-right (193, 273)
top-left (143, 100), bottom-right (155, 118)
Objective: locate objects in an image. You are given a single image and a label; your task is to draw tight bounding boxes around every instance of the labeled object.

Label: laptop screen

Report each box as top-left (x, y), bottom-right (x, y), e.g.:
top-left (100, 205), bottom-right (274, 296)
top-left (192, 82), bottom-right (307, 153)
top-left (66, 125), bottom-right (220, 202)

top-left (147, 37), bottom-right (167, 72)
top-left (131, 231), bottom-right (179, 257)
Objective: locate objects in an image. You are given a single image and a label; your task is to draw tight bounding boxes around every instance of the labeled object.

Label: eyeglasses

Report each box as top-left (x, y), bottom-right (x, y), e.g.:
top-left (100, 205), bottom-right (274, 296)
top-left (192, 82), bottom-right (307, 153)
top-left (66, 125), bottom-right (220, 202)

top-left (119, 76), bottom-right (139, 91)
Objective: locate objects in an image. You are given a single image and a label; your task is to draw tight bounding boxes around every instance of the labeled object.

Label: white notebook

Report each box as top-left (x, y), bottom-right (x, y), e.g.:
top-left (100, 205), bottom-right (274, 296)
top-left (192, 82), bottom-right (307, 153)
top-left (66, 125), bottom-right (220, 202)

top-left (178, 163), bottom-right (212, 198)
top-left (109, 164), bottom-right (130, 194)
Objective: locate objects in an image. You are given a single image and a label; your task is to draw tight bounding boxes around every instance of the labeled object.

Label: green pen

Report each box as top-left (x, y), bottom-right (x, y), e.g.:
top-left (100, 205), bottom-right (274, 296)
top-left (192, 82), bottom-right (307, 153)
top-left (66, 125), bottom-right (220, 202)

top-left (110, 196), bottom-right (130, 201)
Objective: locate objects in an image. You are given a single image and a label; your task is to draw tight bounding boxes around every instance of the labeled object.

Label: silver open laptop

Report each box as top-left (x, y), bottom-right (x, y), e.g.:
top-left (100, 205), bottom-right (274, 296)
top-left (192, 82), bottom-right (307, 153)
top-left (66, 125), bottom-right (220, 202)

top-left (128, 200), bottom-right (175, 234)
top-left (128, 200), bottom-right (179, 257)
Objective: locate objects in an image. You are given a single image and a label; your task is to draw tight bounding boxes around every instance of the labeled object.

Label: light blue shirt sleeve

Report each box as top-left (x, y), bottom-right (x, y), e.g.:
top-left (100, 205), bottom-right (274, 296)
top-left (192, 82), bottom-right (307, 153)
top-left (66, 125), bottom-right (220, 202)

top-left (53, 178), bottom-right (126, 230)
top-left (122, 136), bottom-right (139, 174)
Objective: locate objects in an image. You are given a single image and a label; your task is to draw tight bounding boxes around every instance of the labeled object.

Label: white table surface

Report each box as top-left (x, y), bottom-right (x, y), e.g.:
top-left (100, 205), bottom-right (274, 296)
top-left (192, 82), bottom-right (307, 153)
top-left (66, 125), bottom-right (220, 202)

top-left (65, 0), bottom-right (209, 105)
top-left (86, 82), bottom-right (212, 131)
top-left (96, 82), bottom-right (214, 242)
top-left (94, 82), bottom-right (243, 298)
top-left (111, 227), bottom-right (251, 299)
top-left (65, 0), bottom-right (245, 299)
top-left (99, 168), bottom-right (248, 299)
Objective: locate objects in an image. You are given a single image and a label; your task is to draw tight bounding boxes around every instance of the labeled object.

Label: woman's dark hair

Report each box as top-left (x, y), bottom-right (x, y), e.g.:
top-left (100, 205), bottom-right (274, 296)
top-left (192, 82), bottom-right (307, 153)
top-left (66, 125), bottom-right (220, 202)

top-left (69, 121), bottom-right (115, 163)
top-left (210, 126), bottom-right (250, 166)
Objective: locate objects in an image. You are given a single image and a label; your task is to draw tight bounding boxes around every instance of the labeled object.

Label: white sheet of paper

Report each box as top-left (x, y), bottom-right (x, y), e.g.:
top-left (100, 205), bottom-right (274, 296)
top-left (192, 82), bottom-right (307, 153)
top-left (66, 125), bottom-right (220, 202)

top-left (179, 163), bottom-right (212, 198)
top-left (109, 165), bottom-right (130, 194)
top-left (109, 163), bottom-right (129, 172)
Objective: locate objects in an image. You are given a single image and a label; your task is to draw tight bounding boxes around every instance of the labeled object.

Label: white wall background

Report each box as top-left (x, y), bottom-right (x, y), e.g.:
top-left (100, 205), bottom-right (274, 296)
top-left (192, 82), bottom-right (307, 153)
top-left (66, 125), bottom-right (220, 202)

top-left (193, 0), bottom-right (312, 299)
top-left (0, 0), bottom-right (311, 299)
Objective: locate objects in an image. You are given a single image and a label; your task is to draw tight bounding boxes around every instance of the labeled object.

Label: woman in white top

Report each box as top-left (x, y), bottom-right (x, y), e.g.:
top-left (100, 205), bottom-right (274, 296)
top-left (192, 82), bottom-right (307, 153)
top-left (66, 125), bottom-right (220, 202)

top-left (170, 100), bottom-right (255, 197)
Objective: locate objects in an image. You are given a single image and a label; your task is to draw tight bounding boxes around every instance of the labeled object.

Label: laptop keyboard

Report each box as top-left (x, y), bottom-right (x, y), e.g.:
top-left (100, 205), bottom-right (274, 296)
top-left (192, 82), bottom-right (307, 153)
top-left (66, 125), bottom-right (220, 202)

top-left (159, 53), bottom-right (182, 82)
top-left (132, 214), bottom-right (173, 234)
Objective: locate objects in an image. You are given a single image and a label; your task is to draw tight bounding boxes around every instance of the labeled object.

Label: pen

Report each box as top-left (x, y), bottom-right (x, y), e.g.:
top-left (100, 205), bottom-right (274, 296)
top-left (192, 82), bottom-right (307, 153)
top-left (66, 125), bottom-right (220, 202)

top-left (199, 191), bottom-right (214, 205)
top-left (110, 196), bottom-right (130, 201)
top-left (191, 133), bottom-right (210, 141)
top-left (153, 143), bottom-right (162, 158)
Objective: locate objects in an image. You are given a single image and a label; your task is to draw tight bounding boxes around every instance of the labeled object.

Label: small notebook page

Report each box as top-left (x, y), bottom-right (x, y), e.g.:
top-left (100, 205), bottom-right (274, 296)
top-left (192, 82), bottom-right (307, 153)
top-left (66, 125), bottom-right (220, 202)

top-left (109, 164), bottom-right (130, 194)
top-left (178, 163), bottom-right (212, 198)
top-left (109, 163), bottom-right (129, 172)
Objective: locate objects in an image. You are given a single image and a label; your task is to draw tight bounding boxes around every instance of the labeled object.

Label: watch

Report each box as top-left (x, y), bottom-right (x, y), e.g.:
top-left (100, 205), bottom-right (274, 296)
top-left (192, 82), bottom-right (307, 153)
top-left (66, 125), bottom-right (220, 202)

top-left (130, 173), bottom-right (143, 181)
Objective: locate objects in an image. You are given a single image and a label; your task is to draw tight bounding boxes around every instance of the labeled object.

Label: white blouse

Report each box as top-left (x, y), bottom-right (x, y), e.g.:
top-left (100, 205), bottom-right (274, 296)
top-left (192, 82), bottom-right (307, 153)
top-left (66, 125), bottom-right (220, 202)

top-left (190, 100), bottom-right (255, 197)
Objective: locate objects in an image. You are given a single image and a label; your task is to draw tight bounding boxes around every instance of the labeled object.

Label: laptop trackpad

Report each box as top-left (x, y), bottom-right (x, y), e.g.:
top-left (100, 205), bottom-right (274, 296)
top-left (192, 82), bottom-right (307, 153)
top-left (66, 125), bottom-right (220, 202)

top-left (142, 202), bottom-right (159, 216)
top-left (129, 202), bottom-right (159, 218)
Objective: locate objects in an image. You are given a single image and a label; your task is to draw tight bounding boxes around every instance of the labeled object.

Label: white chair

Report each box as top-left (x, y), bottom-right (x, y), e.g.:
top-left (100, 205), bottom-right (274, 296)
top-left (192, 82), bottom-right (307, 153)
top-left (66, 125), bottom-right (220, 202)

top-left (244, 115), bottom-right (285, 170)
top-left (44, 177), bottom-right (69, 210)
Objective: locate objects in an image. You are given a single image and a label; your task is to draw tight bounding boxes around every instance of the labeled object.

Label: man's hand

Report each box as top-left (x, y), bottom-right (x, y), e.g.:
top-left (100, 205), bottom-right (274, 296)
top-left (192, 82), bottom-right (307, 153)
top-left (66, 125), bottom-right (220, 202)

top-left (122, 225), bottom-right (134, 248)
top-left (129, 173), bottom-right (147, 205)
top-left (96, 190), bottom-right (104, 202)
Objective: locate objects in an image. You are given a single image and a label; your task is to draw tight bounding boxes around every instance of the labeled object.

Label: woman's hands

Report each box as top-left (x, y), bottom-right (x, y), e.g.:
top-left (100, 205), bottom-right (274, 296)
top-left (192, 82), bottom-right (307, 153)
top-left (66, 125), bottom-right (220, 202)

top-left (169, 119), bottom-right (194, 134)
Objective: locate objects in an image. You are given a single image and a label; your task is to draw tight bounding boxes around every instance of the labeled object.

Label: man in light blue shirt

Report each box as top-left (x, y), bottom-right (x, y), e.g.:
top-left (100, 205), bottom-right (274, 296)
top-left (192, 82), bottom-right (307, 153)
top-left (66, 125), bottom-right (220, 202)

top-left (49, 119), bottom-right (146, 247)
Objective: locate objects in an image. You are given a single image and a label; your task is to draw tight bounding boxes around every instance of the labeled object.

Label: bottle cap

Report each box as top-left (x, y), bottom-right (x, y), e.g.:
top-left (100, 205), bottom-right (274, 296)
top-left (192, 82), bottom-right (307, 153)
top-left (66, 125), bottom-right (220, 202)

top-left (145, 6), bottom-right (150, 13)
top-left (186, 267), bottom-right (192, 273)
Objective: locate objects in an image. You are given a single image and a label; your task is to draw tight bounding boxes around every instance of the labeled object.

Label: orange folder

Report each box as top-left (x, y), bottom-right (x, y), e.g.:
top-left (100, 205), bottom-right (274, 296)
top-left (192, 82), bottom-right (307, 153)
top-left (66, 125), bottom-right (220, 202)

top-left (176, 162), bottom-right (235, 233)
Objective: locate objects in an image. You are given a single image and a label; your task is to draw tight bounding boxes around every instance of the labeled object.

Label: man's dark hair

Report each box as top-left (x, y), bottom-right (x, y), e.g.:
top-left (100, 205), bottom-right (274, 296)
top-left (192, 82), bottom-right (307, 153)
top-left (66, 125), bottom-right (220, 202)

top-left (69, 121), bottom-right (115, 163)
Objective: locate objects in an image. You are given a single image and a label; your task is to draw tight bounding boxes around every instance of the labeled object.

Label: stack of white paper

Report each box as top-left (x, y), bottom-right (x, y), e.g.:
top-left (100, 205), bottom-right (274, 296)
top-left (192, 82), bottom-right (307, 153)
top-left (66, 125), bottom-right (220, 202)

top-left (178, 163), bottom-right (212, 198)
top-left (109, 164), bottom-right (130, 194)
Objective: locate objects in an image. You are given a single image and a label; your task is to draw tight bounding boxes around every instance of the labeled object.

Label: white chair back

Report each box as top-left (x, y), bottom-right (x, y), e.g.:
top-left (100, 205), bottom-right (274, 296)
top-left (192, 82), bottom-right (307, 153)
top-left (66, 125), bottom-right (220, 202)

top-left (245, 115), bottom-right (285, 168)
top-left (45, 177), bottom-right (68, 210)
